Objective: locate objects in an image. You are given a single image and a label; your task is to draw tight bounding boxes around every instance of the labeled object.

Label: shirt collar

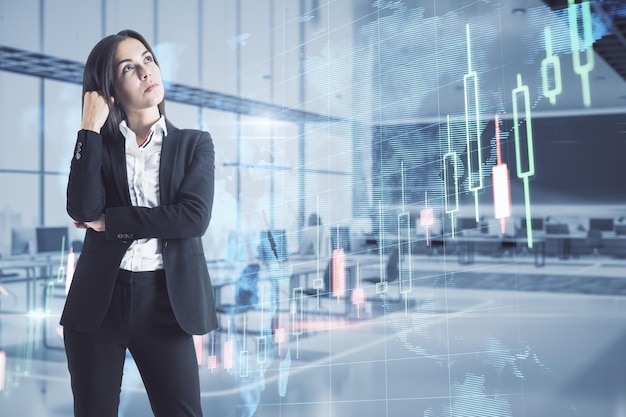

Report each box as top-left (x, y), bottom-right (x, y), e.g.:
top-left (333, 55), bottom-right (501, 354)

top-left (119, 115), bottom-right (168, 140)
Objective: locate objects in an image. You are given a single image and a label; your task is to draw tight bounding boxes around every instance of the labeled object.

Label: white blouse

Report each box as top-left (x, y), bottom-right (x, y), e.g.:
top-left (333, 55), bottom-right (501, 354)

top-left (118, 116), bottom-right (167, 272)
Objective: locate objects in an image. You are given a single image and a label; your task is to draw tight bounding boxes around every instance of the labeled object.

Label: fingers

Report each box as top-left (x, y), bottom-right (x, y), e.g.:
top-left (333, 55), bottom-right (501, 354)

top-left (81, 91), bottom-right (111, 133)
top-left (84, 91), bottom-right (109, 109)
top-left (84, 214), bottom-right (106, 232)
top-left (72, 214), bottom-right (105, 232)
top-left (72, 221), bottom-right (87, 229)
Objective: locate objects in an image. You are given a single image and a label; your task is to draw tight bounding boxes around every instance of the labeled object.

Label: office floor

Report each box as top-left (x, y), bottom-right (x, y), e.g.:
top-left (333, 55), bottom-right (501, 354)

top-left (1, 251), bottom-right (626, 417)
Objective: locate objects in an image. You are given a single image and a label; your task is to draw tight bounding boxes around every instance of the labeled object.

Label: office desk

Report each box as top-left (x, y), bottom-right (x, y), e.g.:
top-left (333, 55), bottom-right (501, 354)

top-left (0, 255), bottom-right (62, 313)
top-left (287, 253), bottom-right (380, 315)
top-left (208, 260), bottom-right (293, 316)
top-left (544, 233), bottom-right (587, 259)
top-left (207, 259), bottom-right (307, 337)
top-left (602, 234), bottom-right (626, 258)
top-left (542, 232), bottom-right (626, 259)
top-left (208, 254), bottom-right (385, 321)
top-left (207, 260), bottom-right (261, 308)
top-left (451, 235), bottom-right (546, 267)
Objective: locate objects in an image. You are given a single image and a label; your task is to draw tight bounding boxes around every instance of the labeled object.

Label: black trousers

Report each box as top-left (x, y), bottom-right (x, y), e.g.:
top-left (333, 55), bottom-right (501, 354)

top-left (64, 269), bottom-right (203, 417)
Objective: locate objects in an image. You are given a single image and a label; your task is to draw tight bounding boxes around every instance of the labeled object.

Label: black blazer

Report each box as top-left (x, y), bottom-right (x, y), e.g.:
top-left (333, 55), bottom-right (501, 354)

top-left (60, 120), bottom-right (218, 335)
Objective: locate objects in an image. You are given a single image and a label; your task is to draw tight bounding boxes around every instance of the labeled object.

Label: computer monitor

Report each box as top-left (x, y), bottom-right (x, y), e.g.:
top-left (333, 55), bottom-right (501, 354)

top-left (520, 217), bottom-right (544, 231)
top-left (545, 223), bottom-right (569, 235)
top-left (299, 225), bottom-right (331, 257)
top-left (588, 218), bottom-right (614, 232)
top-left (36, 226), bottom-right (69, 254)
top-left (11, 227), bottom-right (36, 256)
top-left (456, 217), bottom-right (477, 232)
top-left (488, 219), bottom-right (515, 236)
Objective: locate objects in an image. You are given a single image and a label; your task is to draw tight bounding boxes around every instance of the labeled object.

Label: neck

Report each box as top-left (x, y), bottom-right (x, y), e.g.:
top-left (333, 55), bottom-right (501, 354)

top-left (126, 107), bottom-right (161, 140)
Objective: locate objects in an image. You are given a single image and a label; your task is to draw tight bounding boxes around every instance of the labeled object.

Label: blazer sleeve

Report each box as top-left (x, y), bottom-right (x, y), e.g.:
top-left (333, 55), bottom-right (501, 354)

top-left (66, 129), bottom-right (106, 222)
top-left (104, 130), bottom-right (214, 240)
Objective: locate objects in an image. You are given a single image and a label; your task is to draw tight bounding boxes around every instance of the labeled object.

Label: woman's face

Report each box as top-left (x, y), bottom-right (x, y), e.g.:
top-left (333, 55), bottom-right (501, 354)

top-left (112, 37), bottom-right (164, 115)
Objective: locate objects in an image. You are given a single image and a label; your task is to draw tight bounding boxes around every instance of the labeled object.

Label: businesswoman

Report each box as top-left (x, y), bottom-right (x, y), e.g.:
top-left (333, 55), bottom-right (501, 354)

top-left (61, 29), bottom-right (217, 417)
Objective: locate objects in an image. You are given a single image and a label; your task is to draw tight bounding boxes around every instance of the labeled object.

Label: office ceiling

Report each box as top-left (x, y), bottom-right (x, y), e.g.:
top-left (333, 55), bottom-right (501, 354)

top-left (2, 0), bottom-right (624, 123)
top-left (0, 46), bottom-right (338, 124)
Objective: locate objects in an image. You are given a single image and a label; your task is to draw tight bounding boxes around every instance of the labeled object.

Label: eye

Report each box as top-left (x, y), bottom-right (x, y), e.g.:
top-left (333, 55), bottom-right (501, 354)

top-left (145, 55), bottom-right (154, 63)
top-left (122, 64), bottom-right (133, 74)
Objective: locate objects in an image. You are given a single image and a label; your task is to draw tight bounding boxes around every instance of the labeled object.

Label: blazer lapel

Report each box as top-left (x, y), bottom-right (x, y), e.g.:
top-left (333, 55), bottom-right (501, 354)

top-left (159, 120), bottom-right (180, 206)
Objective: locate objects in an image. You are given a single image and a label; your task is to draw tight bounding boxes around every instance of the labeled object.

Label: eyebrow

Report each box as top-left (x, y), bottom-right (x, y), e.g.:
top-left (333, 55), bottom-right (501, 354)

top-left (115, 50), bottom-right (152, 70)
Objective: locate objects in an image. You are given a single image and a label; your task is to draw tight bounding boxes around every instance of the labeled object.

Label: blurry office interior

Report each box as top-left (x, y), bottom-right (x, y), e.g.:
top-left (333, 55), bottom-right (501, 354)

top-left (2, 0), bottom-right (626, 415)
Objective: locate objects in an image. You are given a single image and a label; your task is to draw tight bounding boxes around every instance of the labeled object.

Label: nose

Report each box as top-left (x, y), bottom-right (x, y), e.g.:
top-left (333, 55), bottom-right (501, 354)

top-left (138, 65), bottom-right (151, 80)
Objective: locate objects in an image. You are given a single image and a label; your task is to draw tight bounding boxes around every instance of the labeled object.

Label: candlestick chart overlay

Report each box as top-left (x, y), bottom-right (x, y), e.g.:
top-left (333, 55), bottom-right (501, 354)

top-left (188, 2), bottom-right (626, 417)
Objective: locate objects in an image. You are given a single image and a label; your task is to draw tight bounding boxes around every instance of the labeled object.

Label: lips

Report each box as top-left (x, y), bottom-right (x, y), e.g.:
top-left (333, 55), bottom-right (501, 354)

top-left (144, 83), bottom-right (159, 93)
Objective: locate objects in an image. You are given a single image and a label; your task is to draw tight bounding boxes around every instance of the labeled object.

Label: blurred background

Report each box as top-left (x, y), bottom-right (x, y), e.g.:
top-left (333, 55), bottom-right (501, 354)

top-left (1, 0), bottom-right (626, 416)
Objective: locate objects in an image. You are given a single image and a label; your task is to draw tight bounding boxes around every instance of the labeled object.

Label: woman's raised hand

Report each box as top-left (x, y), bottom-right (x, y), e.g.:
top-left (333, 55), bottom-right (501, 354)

top-left (80, 91), bottom-right (113, 133)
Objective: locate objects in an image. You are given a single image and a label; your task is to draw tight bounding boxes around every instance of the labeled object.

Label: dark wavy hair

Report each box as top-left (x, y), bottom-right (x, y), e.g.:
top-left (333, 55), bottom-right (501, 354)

top-left (82, 29), bottom-right (165, 137)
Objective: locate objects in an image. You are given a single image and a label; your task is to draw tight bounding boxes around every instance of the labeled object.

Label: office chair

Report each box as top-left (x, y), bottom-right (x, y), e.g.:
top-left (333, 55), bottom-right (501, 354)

top-left (585, 228), bottom-right (603, 257)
